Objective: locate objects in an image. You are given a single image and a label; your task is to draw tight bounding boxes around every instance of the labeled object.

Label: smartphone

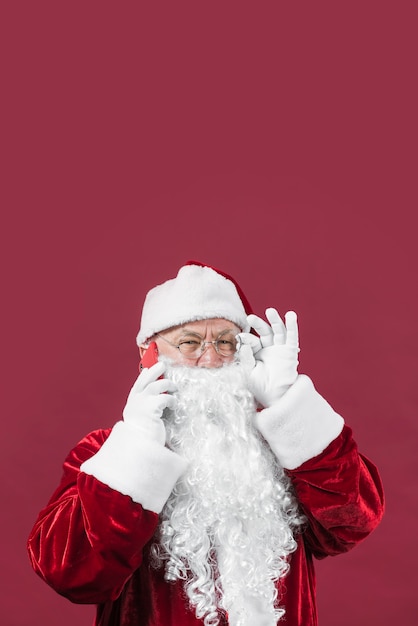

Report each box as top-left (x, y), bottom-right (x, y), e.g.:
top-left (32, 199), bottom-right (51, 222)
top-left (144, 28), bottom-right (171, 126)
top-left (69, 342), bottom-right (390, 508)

top-left (139, 340), bottom-right (160, 372)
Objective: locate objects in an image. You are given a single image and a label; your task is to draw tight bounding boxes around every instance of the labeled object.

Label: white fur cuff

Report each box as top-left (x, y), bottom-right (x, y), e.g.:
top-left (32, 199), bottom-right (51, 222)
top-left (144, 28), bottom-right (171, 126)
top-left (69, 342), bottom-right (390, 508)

top-left (80, 421), bottom-right (188, 513)
top-left (255, 375), bottom-right (344, 470)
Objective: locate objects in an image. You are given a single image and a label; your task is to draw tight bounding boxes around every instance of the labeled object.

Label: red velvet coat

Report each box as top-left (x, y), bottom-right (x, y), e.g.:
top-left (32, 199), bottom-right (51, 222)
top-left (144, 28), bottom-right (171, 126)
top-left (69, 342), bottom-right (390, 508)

top-left (28, 425), bottom-right (384, 625)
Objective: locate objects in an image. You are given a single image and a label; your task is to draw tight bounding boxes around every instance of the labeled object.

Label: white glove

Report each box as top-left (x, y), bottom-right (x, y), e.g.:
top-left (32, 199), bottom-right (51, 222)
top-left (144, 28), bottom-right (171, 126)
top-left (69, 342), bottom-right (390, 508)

top-left (238, 308), bottom-right (300, 407)
top-left (122, 361), bottom-right (177, 445)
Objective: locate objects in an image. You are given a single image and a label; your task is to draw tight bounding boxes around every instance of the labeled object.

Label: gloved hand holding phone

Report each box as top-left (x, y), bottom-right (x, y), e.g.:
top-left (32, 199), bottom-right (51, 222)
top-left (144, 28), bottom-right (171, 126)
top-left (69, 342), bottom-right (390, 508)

top-left (123, 358), bottom-right (177, 446)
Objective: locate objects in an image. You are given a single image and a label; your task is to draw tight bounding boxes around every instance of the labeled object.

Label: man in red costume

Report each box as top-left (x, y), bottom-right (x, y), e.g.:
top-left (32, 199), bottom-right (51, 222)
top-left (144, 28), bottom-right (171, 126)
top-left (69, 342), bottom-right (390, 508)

top-left (28, 262), bottom-right (384, 626)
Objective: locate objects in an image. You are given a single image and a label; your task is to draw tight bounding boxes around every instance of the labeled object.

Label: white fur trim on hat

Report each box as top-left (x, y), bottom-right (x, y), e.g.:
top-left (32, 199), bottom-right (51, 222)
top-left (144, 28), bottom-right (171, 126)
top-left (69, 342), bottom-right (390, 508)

top-left (136, 265), bottom-right (250, 345)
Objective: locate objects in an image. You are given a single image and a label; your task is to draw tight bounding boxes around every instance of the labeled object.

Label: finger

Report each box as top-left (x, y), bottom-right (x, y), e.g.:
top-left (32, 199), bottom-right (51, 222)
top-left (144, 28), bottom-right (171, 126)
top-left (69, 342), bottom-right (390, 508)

top-left (146, 360), bottom-right (166, 380)
top-left (284, 311), bottom-right (299, 348)
top-left (237, 332), bottom-right (262, 354)
top-left (153, 393), bottom-right (177, 411)
top-left (237, 343), bottom-right (256, 370)
top-left (145, 378), bottom-right (177, 396)
top-left (265, 308), bottom-right (286, 345)
top-left (135, 361), bottom-right (166, 391)
top-left (162, 395), bottom-right (177, 411)
top-left (247, 314), bottom-right (274, 347)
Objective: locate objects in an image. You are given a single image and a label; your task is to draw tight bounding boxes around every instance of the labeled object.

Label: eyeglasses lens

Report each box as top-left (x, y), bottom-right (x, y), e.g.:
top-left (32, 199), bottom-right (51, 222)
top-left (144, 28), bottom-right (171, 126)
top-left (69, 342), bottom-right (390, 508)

top-left (178, 335), bottom-right (237, 357)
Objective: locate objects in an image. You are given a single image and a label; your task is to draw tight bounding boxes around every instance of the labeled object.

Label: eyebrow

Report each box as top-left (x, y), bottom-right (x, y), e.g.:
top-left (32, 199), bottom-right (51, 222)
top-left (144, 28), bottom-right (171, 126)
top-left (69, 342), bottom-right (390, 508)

top-left (177, 330), bottom-right (204, 339)
top-left (177, 327), bottom-right (238, 339)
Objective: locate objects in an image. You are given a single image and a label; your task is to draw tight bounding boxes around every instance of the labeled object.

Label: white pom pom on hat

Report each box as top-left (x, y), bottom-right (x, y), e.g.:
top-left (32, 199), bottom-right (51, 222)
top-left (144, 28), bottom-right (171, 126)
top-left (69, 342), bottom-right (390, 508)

top-left (136, 261), bottom-right (253, 345)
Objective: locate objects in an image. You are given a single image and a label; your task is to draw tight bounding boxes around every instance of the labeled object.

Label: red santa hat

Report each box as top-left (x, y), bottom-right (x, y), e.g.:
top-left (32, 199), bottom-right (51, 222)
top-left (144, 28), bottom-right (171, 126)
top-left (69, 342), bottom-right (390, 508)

top-left (136, 261), bottom-right (252, 345)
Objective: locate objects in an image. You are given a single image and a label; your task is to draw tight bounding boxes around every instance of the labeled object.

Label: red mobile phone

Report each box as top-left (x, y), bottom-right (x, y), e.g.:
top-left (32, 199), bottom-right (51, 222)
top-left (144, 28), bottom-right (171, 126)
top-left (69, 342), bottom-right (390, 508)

top-left (139, 341), bottom-right (160, 372)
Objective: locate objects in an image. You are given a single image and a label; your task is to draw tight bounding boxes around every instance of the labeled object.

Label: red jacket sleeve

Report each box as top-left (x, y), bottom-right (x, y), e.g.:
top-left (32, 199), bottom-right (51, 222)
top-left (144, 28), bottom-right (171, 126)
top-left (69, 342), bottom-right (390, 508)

top-left (27, 429), bottom-right (160, 604)
top-left (287, 425), bottom-right (384, 559)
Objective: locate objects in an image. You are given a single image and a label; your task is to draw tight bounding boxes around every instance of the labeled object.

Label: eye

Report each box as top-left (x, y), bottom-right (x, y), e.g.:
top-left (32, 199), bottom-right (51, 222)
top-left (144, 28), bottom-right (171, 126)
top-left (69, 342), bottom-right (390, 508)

top-left (216, 334), bottom-right (237, 355)
top-left (179, 339), bottom-right (201, 347)
top-left (217, 333), bottom-right (236, 345)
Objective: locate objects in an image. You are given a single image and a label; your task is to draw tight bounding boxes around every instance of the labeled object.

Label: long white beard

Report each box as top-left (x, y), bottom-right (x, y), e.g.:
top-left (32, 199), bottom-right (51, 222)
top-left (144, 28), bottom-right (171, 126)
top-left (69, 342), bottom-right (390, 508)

top-left (151, 359), bottom-right (305, 626)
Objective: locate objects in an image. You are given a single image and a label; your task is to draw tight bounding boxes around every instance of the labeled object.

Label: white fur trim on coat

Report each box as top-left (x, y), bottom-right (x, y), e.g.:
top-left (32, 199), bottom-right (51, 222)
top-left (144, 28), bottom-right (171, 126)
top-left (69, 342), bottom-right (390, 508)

top-left (80, 421), bottom-right (188, 513)
top-left (254, 374), bottom-right (345, 470)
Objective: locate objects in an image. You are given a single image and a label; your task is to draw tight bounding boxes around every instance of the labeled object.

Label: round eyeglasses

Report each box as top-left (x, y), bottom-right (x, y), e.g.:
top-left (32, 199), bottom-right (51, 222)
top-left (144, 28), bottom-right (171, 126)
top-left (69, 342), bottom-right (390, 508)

top-left (155, 332), bottom-right (238, 358)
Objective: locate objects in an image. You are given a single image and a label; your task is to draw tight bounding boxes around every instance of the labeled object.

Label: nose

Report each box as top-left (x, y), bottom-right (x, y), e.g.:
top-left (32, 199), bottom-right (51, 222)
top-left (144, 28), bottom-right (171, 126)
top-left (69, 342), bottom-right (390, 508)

top-left (196, 343), bottom-right (224, 368)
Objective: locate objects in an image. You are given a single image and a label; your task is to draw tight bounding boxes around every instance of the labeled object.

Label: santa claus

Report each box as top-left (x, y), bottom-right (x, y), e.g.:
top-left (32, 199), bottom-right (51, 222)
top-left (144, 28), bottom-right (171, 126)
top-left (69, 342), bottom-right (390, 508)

top-left (28, 262), bottom-right (384, 626)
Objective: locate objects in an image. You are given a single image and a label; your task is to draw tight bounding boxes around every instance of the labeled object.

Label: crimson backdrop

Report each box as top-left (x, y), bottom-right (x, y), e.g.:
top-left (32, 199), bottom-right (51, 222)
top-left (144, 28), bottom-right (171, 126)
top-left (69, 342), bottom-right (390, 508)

top-left (1, 2), bottom-right (417, 625)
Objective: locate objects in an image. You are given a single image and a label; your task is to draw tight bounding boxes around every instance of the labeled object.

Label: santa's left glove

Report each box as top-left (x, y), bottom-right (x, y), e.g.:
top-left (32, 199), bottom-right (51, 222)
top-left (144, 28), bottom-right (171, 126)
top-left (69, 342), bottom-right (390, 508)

top-left (80, 361), bottom-right (188, 513)
top-left (238, 308), bottom-right (299, 408)
top-left (238, 309), bottom-right (344, 470)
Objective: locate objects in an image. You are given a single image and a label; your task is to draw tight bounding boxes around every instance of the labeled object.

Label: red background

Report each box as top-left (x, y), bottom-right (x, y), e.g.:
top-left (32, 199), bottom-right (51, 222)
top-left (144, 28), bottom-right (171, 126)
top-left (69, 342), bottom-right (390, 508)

top-left (1, 2), bottom-right (417, 625)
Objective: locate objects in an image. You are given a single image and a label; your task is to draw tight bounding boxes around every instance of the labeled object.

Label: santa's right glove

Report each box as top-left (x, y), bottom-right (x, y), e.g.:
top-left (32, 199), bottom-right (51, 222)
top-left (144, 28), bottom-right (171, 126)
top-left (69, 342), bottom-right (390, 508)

top-left (81, 361), bottom-right (188, 513)
top-left (122, 361), bottom-right (177, 444)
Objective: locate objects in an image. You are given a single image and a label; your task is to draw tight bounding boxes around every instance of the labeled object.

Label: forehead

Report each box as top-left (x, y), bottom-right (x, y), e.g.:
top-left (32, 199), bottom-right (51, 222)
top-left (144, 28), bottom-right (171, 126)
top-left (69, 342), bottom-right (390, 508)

top-left (163, 318), bottom-right (240, 337)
